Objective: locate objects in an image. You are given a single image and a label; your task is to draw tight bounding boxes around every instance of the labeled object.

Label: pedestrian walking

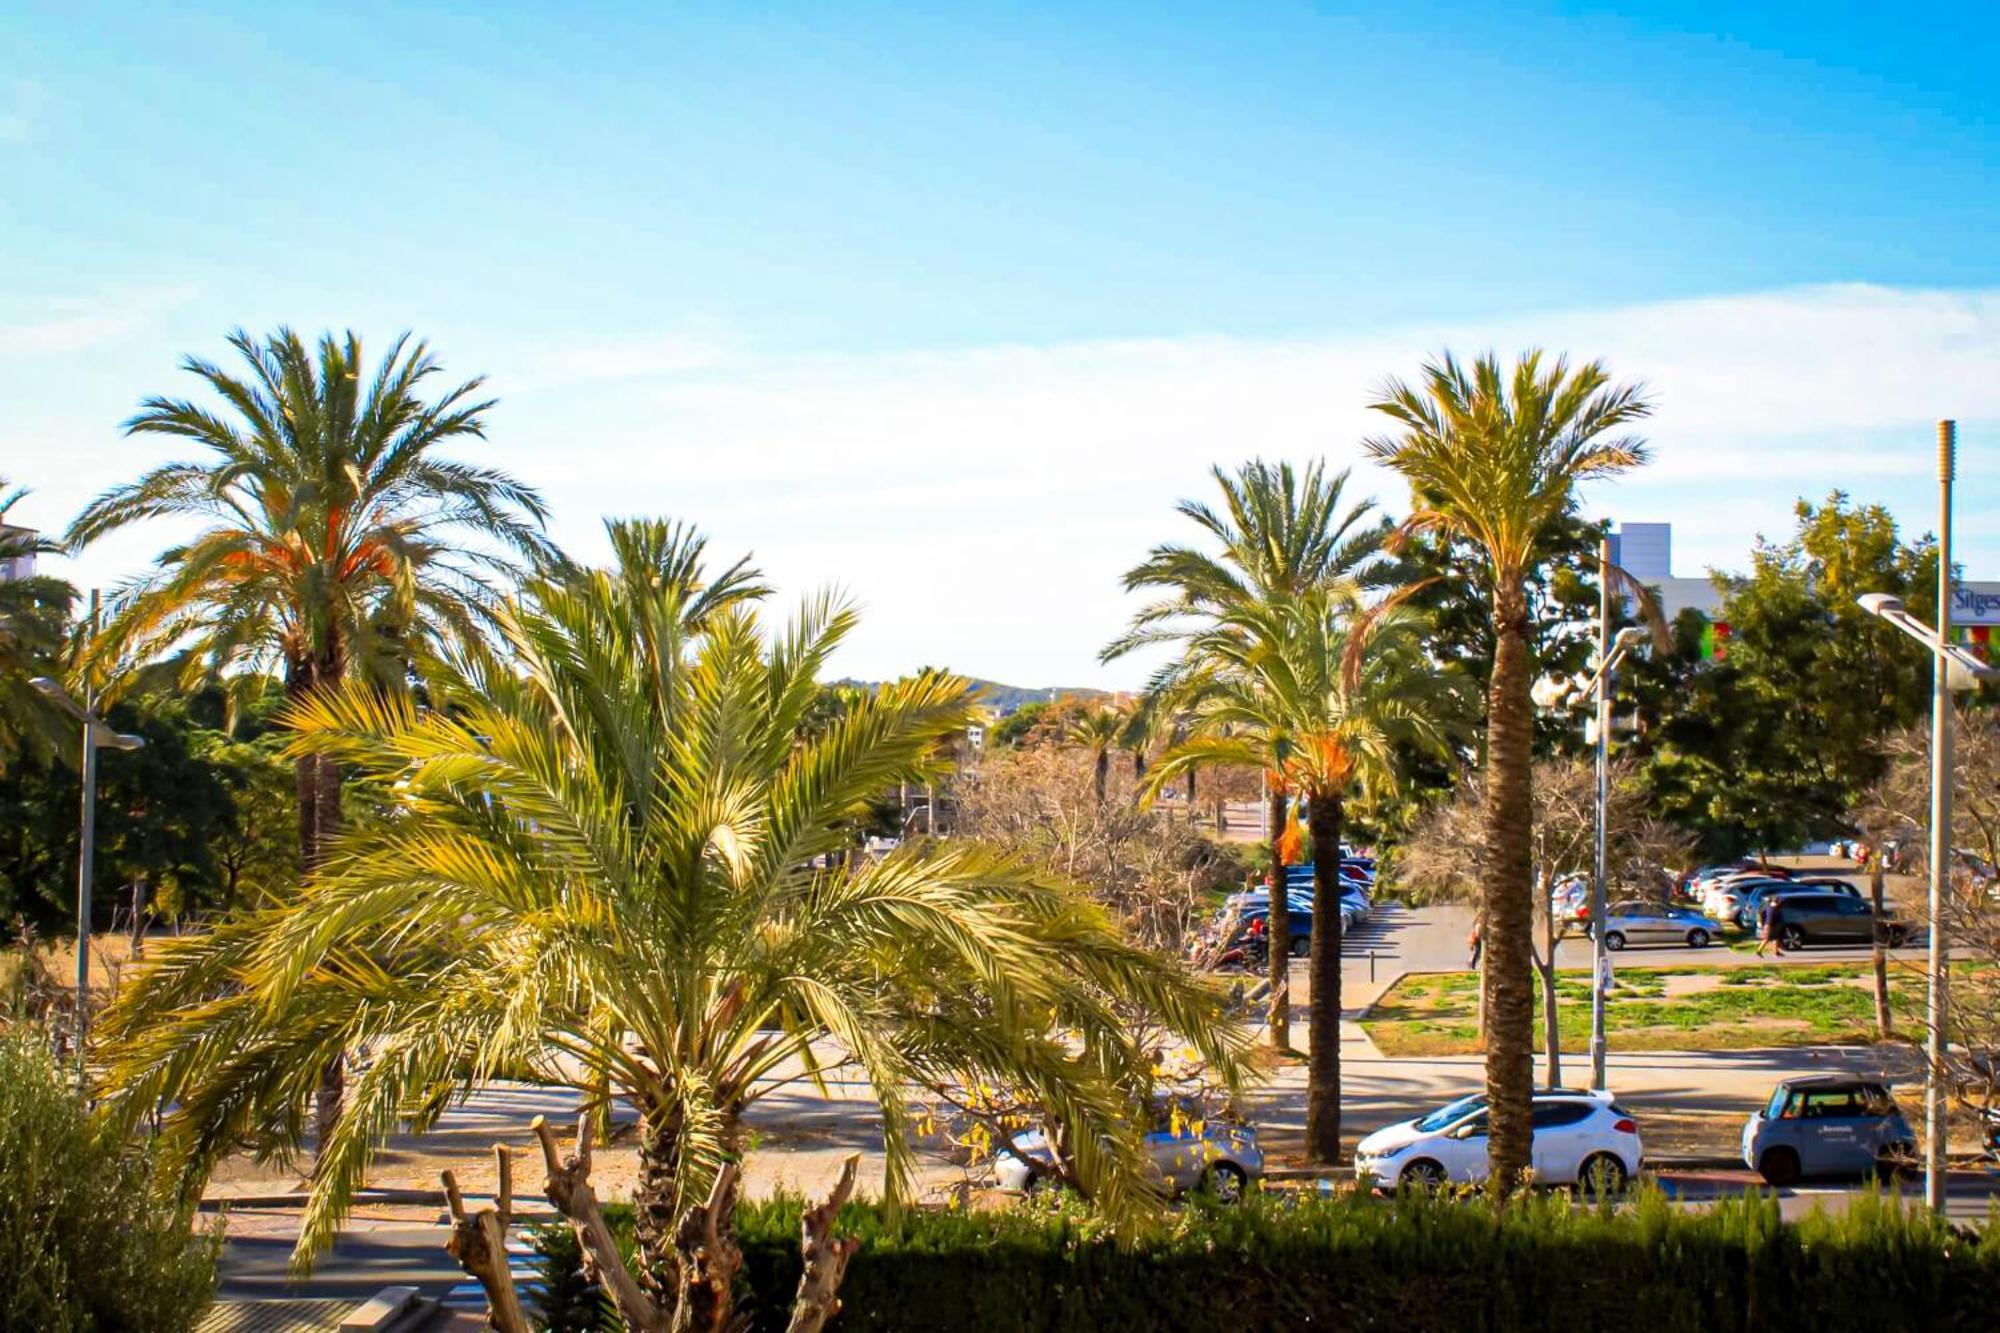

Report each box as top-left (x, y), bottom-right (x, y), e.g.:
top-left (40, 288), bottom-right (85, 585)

top-left (1755, 900), bottom-right (1782, 957)
top-left (1467, 921), bottom-right (1483, 969)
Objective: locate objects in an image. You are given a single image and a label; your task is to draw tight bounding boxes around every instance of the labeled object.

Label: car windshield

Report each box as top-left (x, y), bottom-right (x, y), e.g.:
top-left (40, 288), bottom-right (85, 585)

top-left (1414, 1094), bottom-right (1486, 1132)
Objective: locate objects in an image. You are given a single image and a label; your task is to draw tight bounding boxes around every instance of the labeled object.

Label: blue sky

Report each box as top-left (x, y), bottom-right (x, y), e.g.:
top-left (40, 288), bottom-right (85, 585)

top-left (4, 3), bottom-right (1997, 687)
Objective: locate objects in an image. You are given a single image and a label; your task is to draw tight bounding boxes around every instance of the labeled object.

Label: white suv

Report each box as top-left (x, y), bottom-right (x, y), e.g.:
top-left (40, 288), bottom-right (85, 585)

top-left (1355, 1090), bottom-right (1643, 1192)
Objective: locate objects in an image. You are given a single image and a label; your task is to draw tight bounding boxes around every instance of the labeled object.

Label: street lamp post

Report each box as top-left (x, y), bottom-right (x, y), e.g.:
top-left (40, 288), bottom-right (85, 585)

top-left (29, 663), bottom-right (144, 1079)
top-left (1857, 422), bottom-right (1993, 1214)
top-left (1533, 619), bottom-right (1648, 1091)
top-left (1587, 623), bottom-right (1647, 1092)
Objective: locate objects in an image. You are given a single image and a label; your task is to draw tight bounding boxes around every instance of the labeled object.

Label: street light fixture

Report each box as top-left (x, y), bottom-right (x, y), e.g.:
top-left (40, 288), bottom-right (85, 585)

top-left (29, 673), bottom-right (144, 1079)
top-left (1858, 617), bottom-right (1996, 1209)
top-left (1855, 419), bottom-right (1985, 1215)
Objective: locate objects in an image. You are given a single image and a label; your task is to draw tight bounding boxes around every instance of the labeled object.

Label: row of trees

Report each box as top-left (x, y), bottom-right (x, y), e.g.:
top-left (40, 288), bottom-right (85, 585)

top-left (3, 328), bottom-right (1259, 1332)
top-left (1082, 353), bottom-right (1650, 1186)
top-left (2, 323), bottom-right (1973, 1324)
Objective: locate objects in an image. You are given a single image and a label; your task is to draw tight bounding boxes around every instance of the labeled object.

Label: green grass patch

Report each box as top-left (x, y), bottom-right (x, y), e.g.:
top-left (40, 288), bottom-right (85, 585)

top-left (1361, 962), bottom-right (1942, 1057)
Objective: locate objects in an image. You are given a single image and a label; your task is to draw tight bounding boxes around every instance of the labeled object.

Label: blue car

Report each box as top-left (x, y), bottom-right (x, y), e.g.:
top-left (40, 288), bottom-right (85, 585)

top-left (1741, 1076), bottom-right (1916, 1185)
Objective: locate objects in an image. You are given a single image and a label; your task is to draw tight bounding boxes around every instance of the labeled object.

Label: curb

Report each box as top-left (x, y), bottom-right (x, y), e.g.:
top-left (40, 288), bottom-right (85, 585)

top-left (200, 1187), bottom-right (447, 1210)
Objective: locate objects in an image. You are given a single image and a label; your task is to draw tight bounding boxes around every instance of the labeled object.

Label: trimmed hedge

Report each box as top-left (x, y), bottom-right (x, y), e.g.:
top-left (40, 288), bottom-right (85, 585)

top-left (578, 1186), bottom-right (2000, 1333)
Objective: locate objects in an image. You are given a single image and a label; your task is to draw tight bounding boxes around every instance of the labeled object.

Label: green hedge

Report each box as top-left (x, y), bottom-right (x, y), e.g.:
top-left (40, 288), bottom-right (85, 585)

top-left (573, 1187), bottom-right (2000, 1333)
top-left (0, 1033), bottom-right (220, 1332)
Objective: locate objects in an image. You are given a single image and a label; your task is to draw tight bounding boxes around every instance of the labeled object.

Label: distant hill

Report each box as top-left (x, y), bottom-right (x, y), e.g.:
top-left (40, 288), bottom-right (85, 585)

top-left (965, 679), bottom-right (1110, 715)
top-left (833, 677), bottom-right (1108, 715)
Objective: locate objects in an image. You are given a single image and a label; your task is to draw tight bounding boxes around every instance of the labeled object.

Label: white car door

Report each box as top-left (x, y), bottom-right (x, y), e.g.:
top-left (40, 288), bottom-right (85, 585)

top-left (1529, 1101), bottom-right (1594, 1183)
top-left (1438, 1110), bottom-right (1492, 1183)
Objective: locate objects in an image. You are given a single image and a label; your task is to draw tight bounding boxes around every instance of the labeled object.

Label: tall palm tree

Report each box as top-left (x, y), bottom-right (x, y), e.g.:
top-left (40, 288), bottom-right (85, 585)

top-left (96, 522), bottom-right (1245, 1332)
top-left (0, 481), bottom-right (74, 766)
top-left (66, 327), bottom-right (550, 1141)
top-left (1105, 460), bottom-right (1390, 1050)
top-left (1146, 593), bottom-right (1463, 1160)
top-left (1364, 350), bottom-right (1650, 1188)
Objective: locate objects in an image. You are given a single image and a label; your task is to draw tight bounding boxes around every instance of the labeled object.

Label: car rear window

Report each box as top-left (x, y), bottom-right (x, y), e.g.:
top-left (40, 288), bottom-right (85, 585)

top-left (1530, 1101), bottom-right (1594, 1128)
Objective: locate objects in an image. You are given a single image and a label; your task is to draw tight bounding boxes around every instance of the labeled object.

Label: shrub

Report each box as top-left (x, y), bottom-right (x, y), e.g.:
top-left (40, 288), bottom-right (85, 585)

top-left (590, 1184), bottom-right (2000, 1333)
top-left (527, 1222), bottom-right (615, 1332)
top-left (0, 1033), bottom-right (220, 1332)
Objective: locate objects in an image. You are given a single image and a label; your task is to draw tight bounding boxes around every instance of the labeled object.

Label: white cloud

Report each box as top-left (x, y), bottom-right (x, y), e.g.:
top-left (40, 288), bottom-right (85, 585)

top-left (0, 285), bottom-right (198, 357)
top-left (37, 282), bottom-right (2000, 690)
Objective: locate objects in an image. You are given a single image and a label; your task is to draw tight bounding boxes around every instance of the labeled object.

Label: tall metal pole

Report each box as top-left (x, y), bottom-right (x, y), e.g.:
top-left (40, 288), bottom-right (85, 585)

top-left (1925, 420), bottom-right (1956, 1213)
top-left (1590, 535), bottom-right (1612, 1091)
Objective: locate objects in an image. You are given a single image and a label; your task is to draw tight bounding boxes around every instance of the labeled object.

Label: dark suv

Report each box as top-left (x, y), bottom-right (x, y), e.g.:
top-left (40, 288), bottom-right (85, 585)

top-left (1770, 894), bottom-right (1908, 949)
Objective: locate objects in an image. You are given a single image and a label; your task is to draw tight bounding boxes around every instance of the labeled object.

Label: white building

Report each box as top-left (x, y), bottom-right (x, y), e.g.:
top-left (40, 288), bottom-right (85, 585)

top-left (0, 526), bottom-right (36, 583)
top-left (1605, 522), bottom-right (1722, 621)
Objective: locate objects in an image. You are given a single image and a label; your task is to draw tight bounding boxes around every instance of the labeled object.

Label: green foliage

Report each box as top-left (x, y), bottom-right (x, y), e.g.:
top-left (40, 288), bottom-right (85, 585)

top-left (1635, 493), bottom-right (1938, 856)
top-left (0, 1033), bottom-right (219, 1333)
top-left (1397, 511), bottom-right (1607, 758)
top-left (69, 327), bottom-right (550, 702)
top-left (0, 695), bottom-right (238, 929)
top-left (97, 520), bottom-right (1249, 1276)
top-left (0, 484), bottom-right (74, 770)
top-left (527, 1223), bottom-right (615, 1332)
top-left (588, 1187), bottom-right (2000, 1332)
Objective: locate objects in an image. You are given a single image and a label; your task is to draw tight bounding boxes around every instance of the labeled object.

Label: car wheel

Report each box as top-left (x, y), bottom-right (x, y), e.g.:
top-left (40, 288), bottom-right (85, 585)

top-left (1780, 925), bottom-right (1806, 951)
top-left (1686, 928), bottom-right (1711, 948)
top-left (1400, 1158), bottom-right (1449, 1191)
top-left (1577, 1153), bottom-right (1629, 1196)
top-left (1758, 1147), bottom-right (1801, 1187)
top-left (1202, 1162), bottom-right (1249, 1204)
top-left (1603, 931), bottom-right (1627, 952)
top-left (1290, 935), bottom-right (1310, 958)
top-left (1872, 1149), bottom-right (1909, 1185)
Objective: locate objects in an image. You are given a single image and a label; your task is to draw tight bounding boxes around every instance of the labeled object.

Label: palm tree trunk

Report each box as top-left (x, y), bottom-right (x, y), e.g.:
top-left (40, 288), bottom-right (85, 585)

top-left (1870, 852), bottom-right (1894, 1036)
top-left (1266, 785), bottom-right (1290, 1050)
top-left (635, 1108), bottom-right (745, 1333)
top-left (1094, 750), bottom-right (1109, 806)
top-left (291, 655), bottom-right (348, 1157)
top-left (1482, 594), bottom-right (1536, 1189)
top-left (1305, 789), bottom-right (1344, 1163)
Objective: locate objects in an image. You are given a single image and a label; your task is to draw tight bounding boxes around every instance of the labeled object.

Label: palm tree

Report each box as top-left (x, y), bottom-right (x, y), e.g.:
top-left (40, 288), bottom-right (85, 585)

top-left (1147, 593), bottom-right (1463, 1160)
top-left (96, 521), bottom-right (1245, 1332)
top-left (1064, 703), bottom-right (1124, 805)
top-left (1105, 460), bottom-right (1390, 1050)
top-left (1364, 350), bottom-right (1650, 1188)
top-left (66, 327), bottom-right (549, 1142)
top-left (0, 481), bottom-right (74, 766)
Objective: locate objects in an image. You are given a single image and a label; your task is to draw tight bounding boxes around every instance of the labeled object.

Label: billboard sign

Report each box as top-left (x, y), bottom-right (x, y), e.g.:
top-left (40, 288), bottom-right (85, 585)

top-left (1953, 583), bottom-right (2000, 627)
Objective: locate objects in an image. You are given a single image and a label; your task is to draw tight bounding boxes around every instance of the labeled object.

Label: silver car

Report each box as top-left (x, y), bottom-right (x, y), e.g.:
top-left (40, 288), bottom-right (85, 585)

top-left (993, 1099), bottom-right (1264, 1202)
top-left (1597, 899), bottom-right (1721, 950)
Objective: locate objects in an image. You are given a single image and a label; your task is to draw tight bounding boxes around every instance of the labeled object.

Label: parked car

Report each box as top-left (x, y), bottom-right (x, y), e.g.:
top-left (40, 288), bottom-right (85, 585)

top-left (1768, 894), bottom-right (1909, 949)
top-left (1597, 900), bottom-right (1723, 950)
top-left (1734, 878), bottom-right (1859, 930)
top-left (994, 1098), bottom-right (1264, 1201)
top-left (1701, 873), bottom-right (1802, 923)
top-left (1354, 1089), bottom-right (1643, 1192)
top-left (1741, 1076), bottom-right (1915, 1184)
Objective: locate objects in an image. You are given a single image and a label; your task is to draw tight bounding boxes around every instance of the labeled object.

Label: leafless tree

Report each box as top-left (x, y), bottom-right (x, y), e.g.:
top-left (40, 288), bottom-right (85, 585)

top-left (1862, 711), bottom-right (2000, 1116)
top-left (956, 746), bottom-right (1237, 952)
top-left (1399, 757), bottom-right (1692, 1076)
